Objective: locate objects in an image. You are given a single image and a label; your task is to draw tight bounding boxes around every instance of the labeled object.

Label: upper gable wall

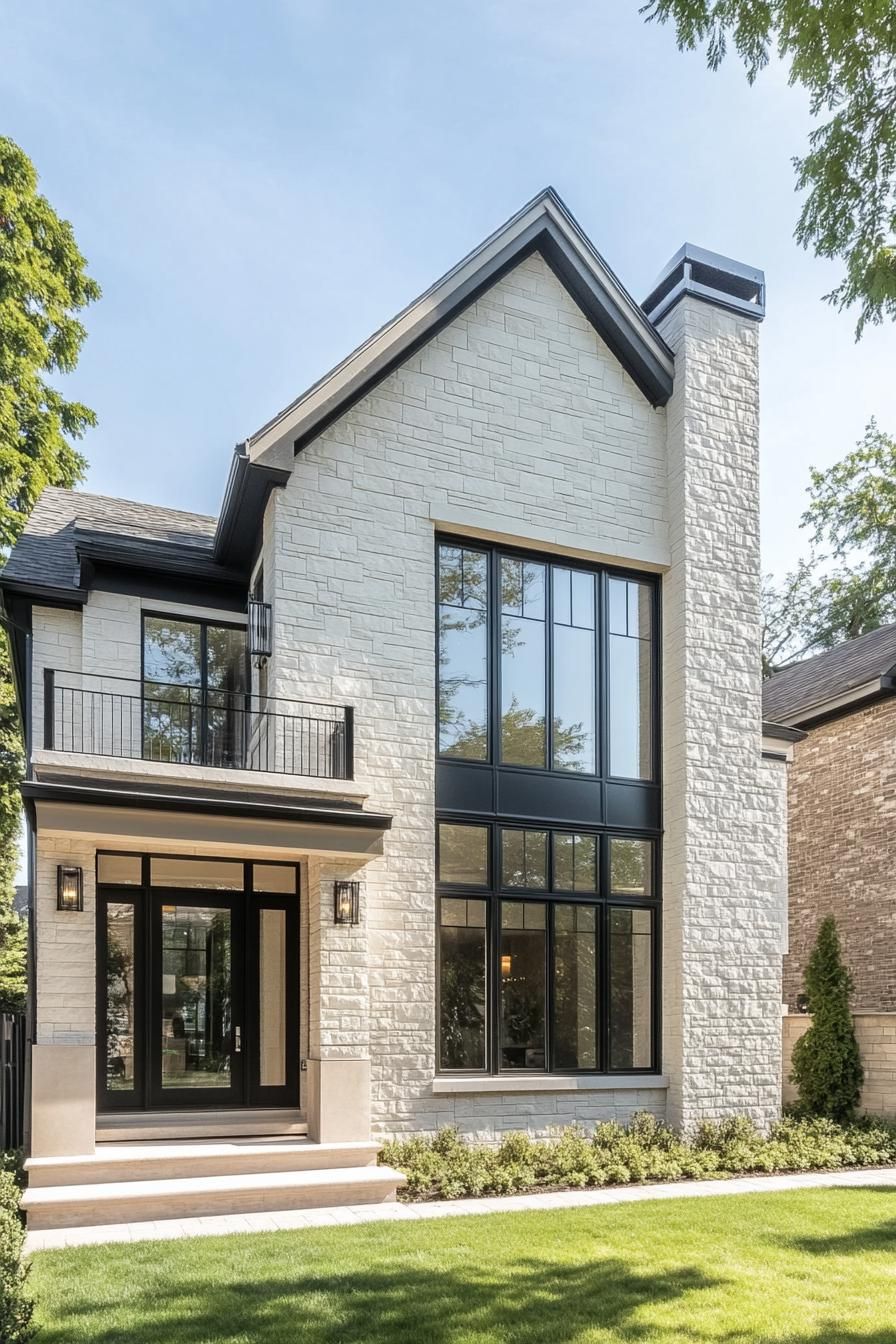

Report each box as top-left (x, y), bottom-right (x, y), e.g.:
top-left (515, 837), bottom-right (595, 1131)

top-left (281, 252), bottom-right (669, 571)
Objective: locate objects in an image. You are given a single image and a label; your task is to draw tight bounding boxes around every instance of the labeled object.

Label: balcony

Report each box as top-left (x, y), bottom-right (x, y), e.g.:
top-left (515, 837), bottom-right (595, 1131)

top-left (42, 669), bottom-right (353, 781)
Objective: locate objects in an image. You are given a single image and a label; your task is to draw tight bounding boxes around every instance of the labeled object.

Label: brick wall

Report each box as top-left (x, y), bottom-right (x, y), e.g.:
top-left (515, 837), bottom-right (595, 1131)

top-left (783, 1013), bottom-right (896, 1116)
top-left (784, 698), bottom-right (896, 1012)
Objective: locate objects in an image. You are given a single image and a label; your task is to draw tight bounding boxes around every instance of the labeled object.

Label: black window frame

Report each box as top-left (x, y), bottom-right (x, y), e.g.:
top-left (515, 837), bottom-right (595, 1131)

top-left (141, 611), bottom-right (249, 767)
top-left (436, 821), bottom-right (661, 1077)
top-left (435, 537), bottom-right (661, 786)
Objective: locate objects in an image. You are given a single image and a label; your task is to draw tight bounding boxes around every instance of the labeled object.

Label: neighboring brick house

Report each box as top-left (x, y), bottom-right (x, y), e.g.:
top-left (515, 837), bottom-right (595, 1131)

top-left (1, 188), bottom-right (785, 1232)
top-left (764, 624), bottom-right (896, 1012)
top-left (765, 625), bottom-right (896, 1115)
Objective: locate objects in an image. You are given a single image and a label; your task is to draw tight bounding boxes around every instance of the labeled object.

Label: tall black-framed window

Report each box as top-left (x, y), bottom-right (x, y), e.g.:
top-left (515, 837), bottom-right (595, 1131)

top-left (437, 539), bottom-right (658, 782)
top-left (436, 821), bottom-right (659, 1075)
top-left (142, 613), bottom-right (248, 767)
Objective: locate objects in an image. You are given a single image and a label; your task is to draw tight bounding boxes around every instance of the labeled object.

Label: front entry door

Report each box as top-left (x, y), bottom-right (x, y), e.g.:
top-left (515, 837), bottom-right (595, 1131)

top-left (97, 859), bottom-right (299, 1112)
top-left (149, 893), bottom-right (243, 1108)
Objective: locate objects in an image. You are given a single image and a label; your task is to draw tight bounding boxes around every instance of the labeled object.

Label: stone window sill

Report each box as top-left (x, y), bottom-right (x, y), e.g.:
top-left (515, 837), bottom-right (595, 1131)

top-left (431, 1074), bottom-right (668, 1095)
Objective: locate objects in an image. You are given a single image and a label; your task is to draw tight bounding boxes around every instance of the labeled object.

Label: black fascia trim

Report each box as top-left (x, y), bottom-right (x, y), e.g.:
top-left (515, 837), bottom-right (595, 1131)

top-left (21, 778), bottom-right (393, 830)
top-left (293, 225), bottom-right (673, 457)
top-left (89, 563), bottom-right (247, 613)
top-left (761, 750), bottom-right (789, 762)
top-left (0, 578), bottom-right (87, 607)
top-left (761, 720), bottom-right (807, 743)
top-left (213, 445), bottom-right (291, 569)
top-left (74, 534), bottom-right (247, 586)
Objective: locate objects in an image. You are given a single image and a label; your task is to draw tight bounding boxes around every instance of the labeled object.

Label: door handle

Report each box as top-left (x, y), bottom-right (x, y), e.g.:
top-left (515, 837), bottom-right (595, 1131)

top-left (234, 1025), bottom-right (242, 1054)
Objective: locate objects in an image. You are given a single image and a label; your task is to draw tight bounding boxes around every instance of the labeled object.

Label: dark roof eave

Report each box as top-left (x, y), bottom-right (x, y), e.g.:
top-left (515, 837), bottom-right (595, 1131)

top-left (20, 778), bottom-right (393, 830)
top-left (213, 445), bottom-right (291, 570)
top-left (761, 720), bottom-right (808, 743)
top-left (73, 533), bottom-right (248, 587)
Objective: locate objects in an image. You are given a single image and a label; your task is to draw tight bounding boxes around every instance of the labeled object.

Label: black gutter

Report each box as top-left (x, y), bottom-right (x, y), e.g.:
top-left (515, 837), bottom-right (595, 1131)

top-left (21, 778), bottom-right (392, 830)
top-left (213, 444), bottom-right (291, 570)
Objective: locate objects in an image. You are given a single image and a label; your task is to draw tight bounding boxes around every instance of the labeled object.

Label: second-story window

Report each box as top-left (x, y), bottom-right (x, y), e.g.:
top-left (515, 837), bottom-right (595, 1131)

top-left (437, 541), bottom-right (657, 780)
top-left (143, 615), bottom-right (247, 767)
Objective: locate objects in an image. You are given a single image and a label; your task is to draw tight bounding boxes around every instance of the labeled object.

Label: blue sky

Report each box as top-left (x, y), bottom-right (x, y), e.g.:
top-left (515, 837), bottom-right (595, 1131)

top-left (5, 0), bottom-right (896, 579)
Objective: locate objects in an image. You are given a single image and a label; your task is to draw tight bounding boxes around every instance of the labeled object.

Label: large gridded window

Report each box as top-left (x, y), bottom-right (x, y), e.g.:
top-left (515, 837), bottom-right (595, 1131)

top-left (436, 541), bottom-right (656, 780)
top-left (437, 822), bottom-right (657, 1074)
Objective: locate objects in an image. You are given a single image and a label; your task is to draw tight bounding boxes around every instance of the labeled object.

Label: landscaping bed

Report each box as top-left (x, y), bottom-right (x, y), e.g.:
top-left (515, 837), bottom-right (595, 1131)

top-left (380, 1112), bottom-right (896, 1201)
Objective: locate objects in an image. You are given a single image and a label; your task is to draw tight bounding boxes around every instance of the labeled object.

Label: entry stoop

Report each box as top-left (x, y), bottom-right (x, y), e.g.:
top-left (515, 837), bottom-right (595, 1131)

top-left (23, 1139), bottom-right (405, 1231)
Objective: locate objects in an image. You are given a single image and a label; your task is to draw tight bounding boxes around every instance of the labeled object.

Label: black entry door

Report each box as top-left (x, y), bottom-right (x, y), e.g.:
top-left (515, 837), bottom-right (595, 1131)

top-left (149, 892), bottom-right (244, 1108)
top-left (98, 874), bottom-right (300, 1112)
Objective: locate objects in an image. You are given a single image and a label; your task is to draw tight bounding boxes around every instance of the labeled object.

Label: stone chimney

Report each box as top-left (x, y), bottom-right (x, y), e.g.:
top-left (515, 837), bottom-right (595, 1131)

top-left (645, 247), bottom-right (779, 1130)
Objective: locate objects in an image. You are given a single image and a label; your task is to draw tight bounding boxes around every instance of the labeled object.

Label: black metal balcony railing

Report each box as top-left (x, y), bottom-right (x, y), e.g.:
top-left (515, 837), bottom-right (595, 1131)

top-left (43, 669), bottom-right (353, 780)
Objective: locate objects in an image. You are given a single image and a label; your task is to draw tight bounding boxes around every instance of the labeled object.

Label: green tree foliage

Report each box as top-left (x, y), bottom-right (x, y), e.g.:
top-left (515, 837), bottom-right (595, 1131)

top-left (0, 137), bottom-right (99, 1010)
top-left (791, 916), bottom-right (864, 1122)
top-left (763, 420), bottom-right (896, 674)
top-left (643, 1), bottom-right (896, 334)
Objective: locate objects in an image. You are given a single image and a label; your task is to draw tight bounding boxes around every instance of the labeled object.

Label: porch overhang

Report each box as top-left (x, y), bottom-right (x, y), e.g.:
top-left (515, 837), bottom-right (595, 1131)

top-left (22, 777), bottom-right (391, 862)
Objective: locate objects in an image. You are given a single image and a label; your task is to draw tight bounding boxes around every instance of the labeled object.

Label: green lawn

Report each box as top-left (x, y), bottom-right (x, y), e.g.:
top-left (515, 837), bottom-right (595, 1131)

top-left (29, 1188), bottom-right (896, 1344)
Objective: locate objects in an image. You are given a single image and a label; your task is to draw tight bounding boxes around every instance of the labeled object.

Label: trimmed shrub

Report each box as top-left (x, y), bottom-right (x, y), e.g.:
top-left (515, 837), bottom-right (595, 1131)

top-left (791, 916), bottom-right (864, 1121)
top-left (380, 1112), bottom-right (896, 1203)
top-left (0, 1158), bottom-right (33, 1344)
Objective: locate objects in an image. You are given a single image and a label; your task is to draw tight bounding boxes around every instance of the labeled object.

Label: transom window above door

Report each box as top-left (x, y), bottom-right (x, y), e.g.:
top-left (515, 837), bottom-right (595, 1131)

top-left (143, 615), bottom-right (247, 768)
top-left (437, 541), bottom-right (657, 781)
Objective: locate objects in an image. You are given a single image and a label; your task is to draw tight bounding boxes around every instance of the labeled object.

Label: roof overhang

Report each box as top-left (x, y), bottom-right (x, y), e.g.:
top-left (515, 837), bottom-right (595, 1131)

top-left (73, 531), bottom-right (247, 590)
top-left (767, 676), bottom-right (896, 731)
top-left (213, 444), bottom-right (291, 570)
top-left (246, 187), bottom-right (675, 463)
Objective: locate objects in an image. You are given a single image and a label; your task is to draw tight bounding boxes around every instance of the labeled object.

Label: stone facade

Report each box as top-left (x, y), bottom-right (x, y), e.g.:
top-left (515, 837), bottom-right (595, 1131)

top-left (654, 295), bottom-right (783, 1130)
top-left (266, 255), bottom-right (782, 1137)
top-left (784, 698), bottom-right (896, 1013)
top-left (21, 237), bottom-right (784, 1147)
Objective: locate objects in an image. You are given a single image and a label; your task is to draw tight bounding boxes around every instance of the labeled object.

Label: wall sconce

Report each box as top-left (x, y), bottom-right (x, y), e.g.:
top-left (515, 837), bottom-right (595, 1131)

top-left (248, 599), bottom-right (273, 661)
top-left (57, 865), bottom-right (84, 912)
top-left (333, 880), bottom-right (360, 926)
top-left (501, 954), bottom-right (512, 978)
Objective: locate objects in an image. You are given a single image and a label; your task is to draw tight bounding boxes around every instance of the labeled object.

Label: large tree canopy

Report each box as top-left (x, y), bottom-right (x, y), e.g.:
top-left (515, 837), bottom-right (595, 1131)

top-left (0, 137), bottom-right (99, 1009)
top-left (763, 419), bottom-right (896, 674)
top-left (643, 1), bottom-right (896, 335)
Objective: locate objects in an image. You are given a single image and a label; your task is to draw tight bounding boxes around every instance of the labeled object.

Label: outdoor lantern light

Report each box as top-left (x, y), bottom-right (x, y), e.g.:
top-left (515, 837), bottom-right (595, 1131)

top-left (57, 865), bottom-right (84, 912)
top-left (333, 880), bottom-right (361, 926)
top-left (247, 599), bottom-right (273, 661)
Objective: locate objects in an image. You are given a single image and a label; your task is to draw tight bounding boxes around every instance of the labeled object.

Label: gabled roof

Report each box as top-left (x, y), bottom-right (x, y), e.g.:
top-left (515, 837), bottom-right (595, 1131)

top-left (762, 622), bottom-right (896, 727)
top-left (1, 487), bottom-right (217, 598)
top-left (246, 186), bottom-right (676, 463)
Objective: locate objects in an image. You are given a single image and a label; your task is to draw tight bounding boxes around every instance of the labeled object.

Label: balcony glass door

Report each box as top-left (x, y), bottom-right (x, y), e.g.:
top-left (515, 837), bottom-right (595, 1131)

top-left (142, 615), bottom-right (248, 767)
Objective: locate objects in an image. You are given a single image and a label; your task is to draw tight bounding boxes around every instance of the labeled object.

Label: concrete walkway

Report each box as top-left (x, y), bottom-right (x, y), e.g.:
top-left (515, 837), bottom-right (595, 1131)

top-left (25, 1165), bottom-right (896, 1254)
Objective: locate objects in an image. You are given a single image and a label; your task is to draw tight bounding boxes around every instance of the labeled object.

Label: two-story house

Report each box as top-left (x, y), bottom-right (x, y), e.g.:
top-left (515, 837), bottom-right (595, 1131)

top-left (1, 189), bottom-right (787, 1233)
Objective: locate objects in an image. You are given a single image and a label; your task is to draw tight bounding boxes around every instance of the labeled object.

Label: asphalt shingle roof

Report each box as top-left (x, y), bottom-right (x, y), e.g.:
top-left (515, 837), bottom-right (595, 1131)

top-left (762, 622), bottom-right (896, 724)
top-left (1, 487), bottom-right (217, 594)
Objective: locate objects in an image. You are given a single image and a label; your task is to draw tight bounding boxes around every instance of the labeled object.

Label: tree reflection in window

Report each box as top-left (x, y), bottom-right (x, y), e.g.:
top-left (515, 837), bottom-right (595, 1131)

top-left (438, 545), bottom-right (488, 759)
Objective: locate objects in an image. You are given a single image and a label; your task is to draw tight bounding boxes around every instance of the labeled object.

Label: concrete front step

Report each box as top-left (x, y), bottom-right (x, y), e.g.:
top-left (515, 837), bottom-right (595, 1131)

top-left (22, 1164), bottom-right (406, 1230)
top-left (95, 1108), bottom-right (307, 1142)
top-left (26, 1140), bottom-right (381, 1188)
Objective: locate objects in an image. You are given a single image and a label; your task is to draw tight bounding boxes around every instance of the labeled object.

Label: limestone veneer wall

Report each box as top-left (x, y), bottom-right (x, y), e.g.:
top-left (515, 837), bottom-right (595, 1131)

top-left (783, 1014), bottom-right (896, 1117)
top-left (270, 252), bottom-right (780, 1138)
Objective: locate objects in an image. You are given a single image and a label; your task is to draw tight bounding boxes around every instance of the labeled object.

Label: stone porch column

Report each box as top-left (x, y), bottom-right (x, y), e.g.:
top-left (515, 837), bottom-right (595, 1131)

top-left (303, 857), bottom-right (372, 1143)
